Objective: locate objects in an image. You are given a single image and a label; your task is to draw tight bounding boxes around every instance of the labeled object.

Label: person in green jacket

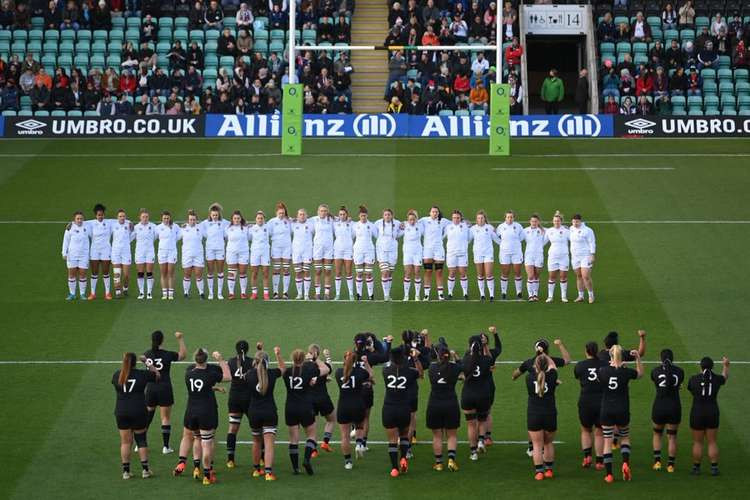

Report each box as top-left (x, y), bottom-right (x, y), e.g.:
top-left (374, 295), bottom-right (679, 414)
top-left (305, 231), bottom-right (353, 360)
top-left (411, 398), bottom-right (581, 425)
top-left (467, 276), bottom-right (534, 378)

top-left (541, 69), bottom-right (565, 114)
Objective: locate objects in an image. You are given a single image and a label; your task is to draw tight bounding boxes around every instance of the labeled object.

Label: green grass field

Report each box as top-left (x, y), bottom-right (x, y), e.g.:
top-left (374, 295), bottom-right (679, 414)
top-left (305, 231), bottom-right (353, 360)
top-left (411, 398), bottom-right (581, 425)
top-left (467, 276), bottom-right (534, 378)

top-left (1, 137), bottom-right (749, 500)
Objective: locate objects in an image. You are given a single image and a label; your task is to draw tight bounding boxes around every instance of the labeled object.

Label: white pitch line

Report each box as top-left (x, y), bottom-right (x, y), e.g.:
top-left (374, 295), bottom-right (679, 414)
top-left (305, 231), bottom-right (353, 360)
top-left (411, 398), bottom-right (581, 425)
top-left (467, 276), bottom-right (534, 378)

top-left (1, 152), bottom-right (749, 158)
top-left (223, 440), bottom-right (563, 445)
top-left (0, 360), bottom-right (747, 365)
top-left (490, 167), bottom-right (674, 171)
top-left (3, 220), bottom-right (750, 225)
top-left (119, 167), bottom-right (303, 171)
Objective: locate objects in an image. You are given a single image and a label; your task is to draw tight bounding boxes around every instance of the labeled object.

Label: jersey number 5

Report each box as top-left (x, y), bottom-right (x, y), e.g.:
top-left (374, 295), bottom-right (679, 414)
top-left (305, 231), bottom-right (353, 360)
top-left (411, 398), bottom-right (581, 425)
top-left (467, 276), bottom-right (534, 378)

top-left (608, 377), bottom-right (618, 390)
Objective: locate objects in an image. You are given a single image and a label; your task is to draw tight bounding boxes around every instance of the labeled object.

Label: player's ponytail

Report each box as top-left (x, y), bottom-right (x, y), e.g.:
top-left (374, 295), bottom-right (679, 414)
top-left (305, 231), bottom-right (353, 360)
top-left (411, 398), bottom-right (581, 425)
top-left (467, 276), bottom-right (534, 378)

top-left (343, 351), bottom-right (355, 381)
top-left (254, 351), bottom-right (269, 395)
top-left (585, 341), bottom-right (598, 358)
top-left (276, 202), bottom-right (288, 217)
top-left (610, 344), bottom-right (623, 365)
top-left (151, 330), bottom-right (164, 351)
top-left (661, 349), bottom-right (675, 385)
top-left (291, 349), bottom-right (305, 377)
top-left (194, 347), bottom-right (208, 365)
top-left (534, 354), bottom-right (548, 398)
top-left (236, 339), bottom-right (249, 365)
top-left (118, 352), bottom-right (136, 386)
top-left (700, 356), bottom-right (714, 383)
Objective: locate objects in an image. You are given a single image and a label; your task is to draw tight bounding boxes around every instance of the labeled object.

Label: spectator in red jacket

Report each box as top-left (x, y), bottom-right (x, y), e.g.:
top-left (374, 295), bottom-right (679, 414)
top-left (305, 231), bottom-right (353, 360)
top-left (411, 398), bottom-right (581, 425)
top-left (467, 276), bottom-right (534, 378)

top-left (635, 65), bottom-right (653, 96)
top-left (453, 72), bottom-right (471, 96)
top-left (119, 69), bottom-right (137, 95)
top-left (504, 37), bottom-right (523, 72)
top-left (603, 95), bottom-right (618, 114)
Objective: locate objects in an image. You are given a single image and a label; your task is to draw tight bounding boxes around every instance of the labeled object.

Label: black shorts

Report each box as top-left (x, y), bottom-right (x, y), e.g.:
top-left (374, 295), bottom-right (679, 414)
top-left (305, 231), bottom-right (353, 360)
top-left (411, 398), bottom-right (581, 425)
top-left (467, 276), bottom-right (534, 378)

top-left (249, 406), bottom-right (278, 431)
top-left (184, 408), bottom-right (219, 431)
top-left (285, 406), bottom-right (315, 428)
top-left (228, 395), bottom-right (251, 415)
top-left (382, 403), bottom-right (410, 430)
top-left (362, 387), bottom-right (374, 409)
top-left (600, 408), bottom-right (630, 428)
top-left (426, 401), bottom-right (460, 430)
top-left (312, 394), bottom-right (335, 417)
top-left (652, 401), bottom-right (682, 425)
top-left (145, 382), bottom-right (174, 407)
top-left (409, 397), bottom-right (418, 413)
top-left (115, 411), bottom-right (148, 430)
top-left (578, 399), bottom-right (601, 428)
top-left (461, 391), bottom-right (491, 413)
top-left (337, 403), bottom-right (366, 425)
top-left (527, 413), bottom-right (557, 432)
top-left (690, 411), bottom-right (719, 430)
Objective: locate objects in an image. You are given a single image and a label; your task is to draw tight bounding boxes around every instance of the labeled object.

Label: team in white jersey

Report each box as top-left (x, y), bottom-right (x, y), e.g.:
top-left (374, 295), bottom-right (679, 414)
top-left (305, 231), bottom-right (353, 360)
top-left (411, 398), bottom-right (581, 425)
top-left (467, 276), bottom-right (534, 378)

top-left (61, 203), bottom-right (598, 303)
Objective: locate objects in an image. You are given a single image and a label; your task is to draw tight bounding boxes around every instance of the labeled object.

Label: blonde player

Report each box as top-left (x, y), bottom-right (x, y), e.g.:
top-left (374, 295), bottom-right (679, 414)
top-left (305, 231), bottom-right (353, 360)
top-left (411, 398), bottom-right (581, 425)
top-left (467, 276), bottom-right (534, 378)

top-left (495, 210), bottom-right (526, 300)
top-left (546, 212), bottom-right (570, 303)
top-left (470, 210), bottom-right (500, 301)
top-left (267, 202), bottom-right (293, 299)
top-left (570, 214), bottom-right (596, 303)
top-left (419, 206), bottom-right (450, 300)
top-left (111, 209), bottom-right (134, 298)
top-left (374, 208), bottom-right (403, 301)
top-left (134, 209), bottom-right (157, 300)
top-left (445, 210), bottom-right (473, 299)
top-left (291, 209), bottom-right (314, 300)
top-left (156, 211), bottom-right (182, 300)
top-left (180, 210), bottom-right (206, 299)
top-left (225, 210), bottom-right (250, 300)
top-left (401, 210), bottom-right (424, 301)
top-left (352, 205), bottom-right (378, 300)
top-left (523, 214), bottom-right (548, 302)
top-left (86, 203), bottom-right (115, 300)
top-left (333, 206), bottom-right (356, 300)
top-left (200, 204), bottom-right (230, 300)
top-left (62, 210), bottom-right (91, 300)
top-left (310, 204), bottom-right (336, 300)
top-left (249, 211), bottom-right (271, 300)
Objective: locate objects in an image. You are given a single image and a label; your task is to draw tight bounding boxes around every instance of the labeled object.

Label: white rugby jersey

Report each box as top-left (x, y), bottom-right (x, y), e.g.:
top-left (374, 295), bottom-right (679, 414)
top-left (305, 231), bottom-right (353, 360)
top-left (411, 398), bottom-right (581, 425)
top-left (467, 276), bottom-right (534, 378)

top-left (134, 221), bottom-right (157, 253)
top-left (402, 220), bottom-right (424, 251)
top-left (62, 221), bottom-right (91, 257)
top-left (267, 217), bottom-right (292, 247)
top-left (470, 223), bottom-right (500, 254)
top-left (353, 220), bottom-right (377, 252)
top-left (200, 219), bottom-right (230, 251)
top-left (373, 219), bottom-right (403, 252)
top-left (291, 219), bottom-right (314, 251)
top-left (111, 220), bottom-right (134, 250)
top-left (570, 224), bottom-right (596, 256)
top-left (249, 223), bottom-right (271, 252)
top-left (225, 224), bottom-right (250, 252)
top-left (523, 226), bottom-right (548, 255)
top-left (333, 219), bottom-right (355, 250)
top-left (495, 221), bottom-right (525, 254)
top-left (310, 216), bottom-right (335, 246)
top-left (86, 219), bottom-right (115, 248)
top-left (419, 216), bottom-right (450, 248)
top-left (156, 223), bottom-right (182, 253)
top-left (180, 223), bottom-right (205, 256)
top-left (546, 226), bottom-right (570, 256)
top-left (445, 221), bottom-right (473, 255)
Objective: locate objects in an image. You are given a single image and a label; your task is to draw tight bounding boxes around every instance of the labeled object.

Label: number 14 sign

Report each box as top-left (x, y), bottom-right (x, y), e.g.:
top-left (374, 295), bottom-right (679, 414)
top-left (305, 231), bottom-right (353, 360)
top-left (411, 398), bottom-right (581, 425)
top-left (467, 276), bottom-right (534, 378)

top-left (524, 5), bottom-right (586, 35)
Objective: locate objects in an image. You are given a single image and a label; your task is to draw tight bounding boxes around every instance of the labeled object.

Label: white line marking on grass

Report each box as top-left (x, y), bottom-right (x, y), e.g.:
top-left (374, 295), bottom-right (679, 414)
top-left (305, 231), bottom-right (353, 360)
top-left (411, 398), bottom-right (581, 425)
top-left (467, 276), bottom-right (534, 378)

top-left (223, 440), bottom-right (564, 445)
top-left (118, 167), bottom-right (303, 171)
top-left (491, 167), bottom-right (675, 171)
top-left (1, 360), bottom-right (748, 365)
top-left (2, 152), bottom-right (750, 158)
top-left (3, 220), bottom-right (750, 225)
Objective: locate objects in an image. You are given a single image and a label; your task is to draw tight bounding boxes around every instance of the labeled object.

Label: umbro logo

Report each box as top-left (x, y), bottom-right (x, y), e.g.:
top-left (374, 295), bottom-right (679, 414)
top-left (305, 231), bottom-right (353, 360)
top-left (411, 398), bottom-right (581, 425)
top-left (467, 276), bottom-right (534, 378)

top-left (15, 119), bottom-right (47, 135)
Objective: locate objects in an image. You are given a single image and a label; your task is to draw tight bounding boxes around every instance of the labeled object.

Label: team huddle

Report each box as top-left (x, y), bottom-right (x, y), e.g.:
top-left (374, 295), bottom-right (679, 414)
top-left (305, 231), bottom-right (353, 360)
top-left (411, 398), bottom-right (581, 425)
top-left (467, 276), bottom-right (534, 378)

top-left (113, 328), bottom-right (729, 485)
top-left (63, 203), bottom-right (597, 303)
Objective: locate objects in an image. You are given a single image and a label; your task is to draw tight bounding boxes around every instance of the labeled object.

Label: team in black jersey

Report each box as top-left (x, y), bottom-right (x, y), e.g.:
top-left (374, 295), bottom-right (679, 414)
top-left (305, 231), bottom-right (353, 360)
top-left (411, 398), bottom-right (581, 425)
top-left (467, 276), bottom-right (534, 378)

top-left (402, 329), bottom-right (432, 458)
top-left (306, 344), bottom-right (337, 456)
top-left (524, 352), bottom-right (560, 480)
top-left (426, 339), bottom-right (462, 472)
top-left (335, 350), bottom-right (373, 469)
top-left (573, 342), bottom-right (606, 470)
top-left (352, 332), bottom-right (391, 455)
top-left (650, 349), bottom-right (685, 473)
top-left (225, 340), bottom-right (253, 468)
top-left (688, 356), bottom-right (730, 476)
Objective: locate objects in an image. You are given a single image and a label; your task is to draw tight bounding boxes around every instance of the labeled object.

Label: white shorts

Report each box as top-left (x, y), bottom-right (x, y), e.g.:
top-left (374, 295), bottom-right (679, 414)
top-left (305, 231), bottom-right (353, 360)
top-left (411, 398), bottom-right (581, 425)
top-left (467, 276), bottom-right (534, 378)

top-left (226, 249), bottom-right (250, 266)
top-left (90, 245), bottom-right (112, 261)
top-left (271, 243), bottom-right (292, 260)
top-left (313, 241), bottom-right (334, 261)
top-left (353, 249), bottom-right (375, 266)
top-left (402, 248), bottom-right (423, 267)
top-left (111, 246), bottom-right (132, 266)
top-left (572, 255), bottom-right (593, 269)
top-left (158, 249), bottom-right (178, 265)
top-left (292, 247), bottom-right (312, 264)
top-left (499, 251), bottom-right (523, 265)
top-left (446, 253), bottom-right (468, 268)
top-left (205, 248), bottom-right (226, 261)
top-left (376, 248), bottom-right (398, 269)
top-left (423, 244), bottom-right (446, 261)
top-left (547, 254), bottom-right (570, 272)
top-left (66, 254), bottom-right (89, 269)
top-left (250, 248), bottom-right (270, 266)
top-left (135, 248), bottom-right (155, 265)
top-left (524, 252), bottom-right (544, 268)
top-left (182, 254), bottom-right (204, 268)
top-left (472, 250), bottom-right (494, 264)
top-left (334, 246), bottom-right (353, 260)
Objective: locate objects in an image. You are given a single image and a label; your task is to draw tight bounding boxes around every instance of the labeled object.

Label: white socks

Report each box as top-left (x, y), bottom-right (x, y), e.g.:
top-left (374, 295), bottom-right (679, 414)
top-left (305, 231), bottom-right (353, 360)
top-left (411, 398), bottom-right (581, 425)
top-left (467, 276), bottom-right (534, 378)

top-left (460, 277), bottom-right (468, 296)
top-left (477, 277), bottom-right (485, 297)
top-left (486, 276), bottom-right (495, 297)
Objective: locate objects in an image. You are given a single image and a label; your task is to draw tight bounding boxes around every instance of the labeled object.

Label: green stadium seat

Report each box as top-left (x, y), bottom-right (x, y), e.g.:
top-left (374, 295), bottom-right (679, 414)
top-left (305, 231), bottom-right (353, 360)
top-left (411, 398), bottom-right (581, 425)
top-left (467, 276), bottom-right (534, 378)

top-left (614, 16), bottom-right (628, 25)
top-left (41, 54), bottom-right (56, 67)
top-left (93, 30), bottom-right (108, 42)
top-left (74, 54), bottom-right (89, 67)
top-left (174, 29), bottom-right (188, 41)
top-left (27, 40), bottom-right (41, 52)
top-left (205, 30), bottom-right (220, 42)
top-left (219, 56), bottom-right (234, 67)
top-left (688, 108), bottom-right (704, 116)
top-left (51, 110), bottom-right (66, 117)
top-left (190, 30), bottom-right (205, 42)
top-left (2, 110), bottom-right (17, 116)
top-left (204, 54), bottom-right (218, 68)
top-left (720, 95), bottom-right (736, 110)
top-left (254, 18), bottom-right (268, 30)
top-left (91, 41), bottom-right (106, 55)
top-left (159, 17), bottom-right (174, 29)
top-left (719, 56), bottom-right (731, 69)
top-left (271, 29), bottom-right (285, 41)
top-left (31, 17), bottom-right (44, 29)
top-left (615, 41), bottom-right (630, 54)
top-left (670, 95), bottom-right (686, 107)
top-left (634, 54), bottom-right (648, 65)
top-left (600, 42), bottom-right (615, 53)
top-left (269, 40), bottom-right (284, 54)
top-left (28, 29), bottom-right (44, 42)
top-left (734, 69), bottom-right (749, 82)
top-left (687, 95), bottom-right (703, 108)
top-left (60, 30), bottom-right (76, 43)
top-left (59, 41), bottom-right (73, 55)
top-left (18, 110), bottom-right (33, 116)
top-left (722, 108), bottom-right (737, 116)
top-left (739, 109), bottom-right (750, 116)
top-left (471, 109), bottom-right (485, 116)
top-left (254, 28), bottom-right (269, 41)
top-left (651, 27), bottom-right (663, 41)
top-left (205, 40), bottom-right (218, 53)
top-left (112, 17), bottom-right (125, 29)
top-left (738, 95), bottom-right (750, 108)
top-left (704, 106), bottom-right (719, 115)
top-left (701, 68), bottom-right (716, 81)
top-left (703, 80), bottom-right (717, 94)
top-left (57, 54), bottom-right (72, 66)
top-left (126, 17), bottom-right (141, 29)
top-left (157, 54), bottom-right (169, 66)
top-left (679, 29), bottom-right (694, 41)
top-left (158, 28), bottom-right (173, 42)
top-left (718, 69), bottom-right (732, 81)
top-left (633, 42), bottom-right (647, 54)
top-left (109, 30), bottom-right (124, 42)
top-left (703, 94), bottom-right (719, 107)
top-left (90, 54), bottom-right (105, 68)
top-left (84, 110), bottom-right (100, 116)
top-left (719, 81), bottom-right (734, 94)
top-left (75, 41), bottom-right (90, 55)
top-left (68, 110), bottom-right (83, 116)
top-left (646, 16), bottom-right (661, 27)
top-left (664, 29), bottom-right (679, 40)
top-left (438, 109), bottom-right (454, 116)
top-left (254, 40), bottom-right (268, 54)
top-left (13, 30), bottom-right (27, 42)
top-left (77, 30), bottom-right (92, 42)
top-left (34, 110), bottom-right (49, 117)
top-left (695, 17), bottom-right (709, 29)
top-left (672, 108), bottom-right (687, 116)
top-left (224, 17), bottom-right (237, 28)
top-left (156, 42), bottom-right (171, 54)
top-left (106, 54), bottom-right (121, 67)
top-left (175, 17), bottom-right (189, 29)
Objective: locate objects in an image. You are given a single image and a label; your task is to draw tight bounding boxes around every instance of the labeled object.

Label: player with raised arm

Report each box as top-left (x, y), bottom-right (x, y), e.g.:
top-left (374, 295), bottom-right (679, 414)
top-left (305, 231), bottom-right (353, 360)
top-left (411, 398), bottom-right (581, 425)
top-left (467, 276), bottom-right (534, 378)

top-left (599, 344), bottom-right (643, 483)
top-left (335, 350), bottom-right (373, 469)
top-left (470, 210), bottom-right (500, 301)
top-left (570, 214), bottom-right (596, 303)
top-left (247, 345), bottom-right (284, 480)
top-left (180, 210), bottom-right (206, 299)
top-left (352, 206), bottom-right (378, 300)
top-left (144, 330), bottom-right (187, 455)
top-left (573, 342), bottom-right (606, 470)
top-left (249, 210), bottom-right (271, 300)
top-left (403, 330), bottom-right (432, 457)
top-left (526, 352), bottom-right (560, 480)
top-left (650, 349), bottom-right (685, 472)
top-left (426, 338), bottom-right (462, 472)
top-left (420, 206), bottom-right (450, 300)
top-left (112, 352), bottom-right (160, 479)
top-left (199, 203), bottom-right (230, 300)
top-left (224, 210), bottom-right (250, 300)
top-left (291, 209), bottom-right (314, 300)
top-left (307, 345), bottom-right (336, 456)
top-left (310, 204), bottom-right (336, 300)
top-left (156, 211), bottom-right (181, 300)
top-left (401, 210), bottom-right (424, 301)
top-left (495, 210), bottom-right (525, 300)
top-left (354, 333), bottom-right (393, 454)
top-left (688, 356), bottom-right (729, 476)
top-left (86, 203), bottom-right (114, 300)
top-left (225, 340), bottom-right (253, 468)
top-left (62, 210), bottom-right (91, 300)
top-left (267, 202), bottom-right (293, 299)
top-left (545, 212), bottom-right (570, 302)
top-left (523, 214), bottom-right (548, 302)
top-left (333, 206), bottom-right (356, 300)
top-left (374, 208), bottom-right (403, 301)
top-left (133, 209), bottom-right (157, 299)
top-left (445, 210), bottom-right (473, 300)
top-left (111, 209), bottom-right (134, 298)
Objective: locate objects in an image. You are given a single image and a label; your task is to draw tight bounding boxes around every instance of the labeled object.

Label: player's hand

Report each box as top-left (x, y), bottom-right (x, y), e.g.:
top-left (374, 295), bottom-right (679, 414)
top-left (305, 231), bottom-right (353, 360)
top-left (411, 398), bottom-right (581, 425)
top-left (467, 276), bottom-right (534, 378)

top-left (213, 386), bottom-right (226, 393)
top-left (638, 330), bottom-right (646, 338)
top-left (305, 352), bottom-right (314, 362)
top-left (212, 351), bottom-right (223, 361)
top-left (257, 341), bottom-right (264, 351)
top-left (175, 331), bottom-right (183, 339)
top-left (722, 356), bottom-right (730, 367)
top-left (384, 335), bottom-right (394, 343)
top-left (630, 350), bottom-right (640, 359)
top-left (589, 254), bottom-right (596, 263)
top-left (488, 325), bottom-right (497, 334)
top-left (421, 329), bottom-right (429, 337)
top-left (553, 339), bottom-right (562, 346)
top-left (273, 346), bottom-right (281, 356)
top-left (323, 348), bottom-right (331, 359)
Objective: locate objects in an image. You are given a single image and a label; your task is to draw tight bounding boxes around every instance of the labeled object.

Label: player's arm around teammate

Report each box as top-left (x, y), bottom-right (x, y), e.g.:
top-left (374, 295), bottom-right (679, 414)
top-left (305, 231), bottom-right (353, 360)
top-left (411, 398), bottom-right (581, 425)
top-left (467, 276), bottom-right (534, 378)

top-left (246, 346), bottom-right (284, 480)
top-left (62, 210), bottom-right (91, 300)
top-left (688, 356), bottom-right (729, 476)
top-left (307, 344), bottom-right (337, 454)
top-left (333, 206), bottom-right (356, 300)
top-left (336, 351), bottom-right (372, 468)
top-left (291, 208), bottom-right (314, 300)
top-left (268, 202), bottom-right (293, 299)
top-left (86, 203), bottom-right (114, 300)
top-left (523, 214), bottom-right (547, 302)
top-left (401, 209), bottom-right (424, 301)
top-left (249, 210), bottom-right (271, 300)
top-left (495, 210), bottom-right (525, 300)
top-left (419, 206), bottom-right (450, 300)
top-left (311, 204), bottom-right (336, 299)
top-left (200, 203), bottom-right (229, 300)
top-left (445, 210), bottom-right (472, 299)
top-left (156, 210), bottom-right (181, 300)
top-left (374, 208), bottom-right (403, 301)
top-left (545, 212), bottom-right (570, 303)
top-left (352, 205), bottom-right (378, 300)
top-left (225, 340), bottom-right (253, 468)
top-left (134, 209), bottom-right (157, 299)
top-left (471, 210), bottom-right (499, 301)
top-left (224, 210), bottom-right (250, 299)
top-left (111, 209), bottom-right (135, 298)
top-left (180, 210), bottom-right (206, 299)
